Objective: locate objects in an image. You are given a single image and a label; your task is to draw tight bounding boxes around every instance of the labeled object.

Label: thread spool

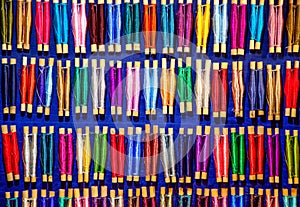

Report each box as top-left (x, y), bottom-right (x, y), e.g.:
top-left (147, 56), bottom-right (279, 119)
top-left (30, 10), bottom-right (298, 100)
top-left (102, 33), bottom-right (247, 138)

top-left (37, 58), bottom-right (45, 114)
top-left (195, 126), bottom-right (202, 180)
top-left (169, 59), bottom-right (175, 115)
top-left (150, 125), bottom-right (158, 182)
top-left (186, 57), bottom-right (192, 112)
top-left (10, 58), bottom-right (16, 114)
top-left (126, 61), bottom-right (133, 117)
top-left (133, 61), bottom-right (140, 117)
top-left (202, 126), bottom-right (210, 180)
top-left (212, 63), bottom-right (219, 118)
top-left (44, 58), bottom-right (54, 116)
top-left (118, 128), bottom-right (125, 183)
top-left (185, 128), bottom-right (193, 183)
top-left (57, 60), bottom-right (71, 117)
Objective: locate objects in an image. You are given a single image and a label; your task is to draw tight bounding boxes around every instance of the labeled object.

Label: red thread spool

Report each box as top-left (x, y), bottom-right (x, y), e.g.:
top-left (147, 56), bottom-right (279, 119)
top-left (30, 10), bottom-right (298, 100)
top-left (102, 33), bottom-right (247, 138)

top-left (110, 132), bottom-right (118, 182)
top-left (214, 128), bottom-right (223, 183)
top-left (285, 61), bottom-right (293, 116)
top-left (291, 62), bottom-right (299, 117)
top-left (212, 63), bottom-right (221, 117)
top-left (248, 133), bottom-right (257, 179)
top-left (2, 126), bottom-right (20, 182)
top-left (151, 132), bottom-right (159, 180)
top-left (220, 63), bottom-right (228, 118)
top-left (144, 132), bottom-right (151, 180)
top-left (117, 133), bottom-right (125, 182)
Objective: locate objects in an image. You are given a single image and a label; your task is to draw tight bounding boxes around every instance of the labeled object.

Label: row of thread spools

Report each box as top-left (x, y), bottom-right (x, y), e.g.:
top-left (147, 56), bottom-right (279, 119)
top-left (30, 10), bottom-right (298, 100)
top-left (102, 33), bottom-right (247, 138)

top-left (2, 125), bottom-right (299, 186)
top-left (4, 187), bottom-right (299, 207)
top-left (1, 57), bottom-right (299, 121)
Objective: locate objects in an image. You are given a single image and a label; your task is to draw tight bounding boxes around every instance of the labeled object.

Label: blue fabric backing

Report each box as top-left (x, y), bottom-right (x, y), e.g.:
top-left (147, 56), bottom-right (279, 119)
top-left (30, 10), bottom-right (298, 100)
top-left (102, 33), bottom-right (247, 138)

top-left (0, 0), bottom-right (299, 206)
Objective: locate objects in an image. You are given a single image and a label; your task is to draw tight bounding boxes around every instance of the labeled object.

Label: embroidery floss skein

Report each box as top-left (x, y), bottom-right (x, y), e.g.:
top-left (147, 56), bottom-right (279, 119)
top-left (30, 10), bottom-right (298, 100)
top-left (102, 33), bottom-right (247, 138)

top-left (196, 188), bottom-right (210, 207)
top-left (284, 61), bottom-right (299, 118)
top-left (160, 187), bottom-right (173, 207)
top-left (1, 125), bottom-right (20, 182)
top-left (213, 127), bottom-right (229, 183)
top-left (144, 60), bottom-right (159, 115)
top-left (57, 60), bottom-right (71, 117)
top-left (40, 126), bottom-right (54, 183)
top-left (282, 188), bottom-right (298, 207)
top-left (93, 126), bottom-right (108, 181)
top-left (40, 190), bottom-right (55, 207)
top-left (110, 189), bottom-right (124, 207)
top-left (91, 186), bottom-right (108, 207)
top-left (178, 188), bottom-right (192, 207)
top-left (211, 188), bottom-right (228, 207)
top-left (59, 189), bottom-right (73, 207)
top-left (0, 0), bottom-right (13, 51)
top-left (22, 190), bottom-right (38, 207)
top-left (213, 0), bottom-right (228, 53)
top-left (195, 0), bottom-right (210, 53)
top-left (110, 128), bottom-right (125, 183)
top-left (249, 188), bottom-right (264, 207)
top-left (230, 127), bottom-right (246, 181)
top-left (195, 59), bottom-right (211, 115)
top-left (230, 188), bottom-right (245, 207)
top-left (36, 58), bottom-right (54, 116)
top-left (5, 192), bottom-right (19, 207)
top-left (74, 58), bottom-right (89, 115)
top-left (72, 0), bottom-right (87, 54)
top-left (248, 61), bottom-right (265, 118)
top-left (160, 128), bottom-right (176, 183)
top-left (266, 64), bottom-right (282, 121)
top-left (195, 126), bottom-right (211, 180)
top-left (23, 126), bottom-right (38, 183)
top-left (1, 58), bottom-right (17, 115)
top-left (285, 130), bottom-right (299, 185)
top-left (177, 57), bottom-right (193, 113)
top-left (211, 62), bottom-right (228, 118)
top-left (248, 126), bottom-right (264, 181)
top-left (143, 0), bottom-right (157, 55)
top-left (88, 0), bottom-right (106, 52)
top-left (59, 128), bottom-right (73, 182)
top-left (76, 127), bottom-right (91, 183)
top-left (249, 0), bottom-right (264, 50)
top-left (177, 128), bottom-right (193, 183)
top-left (286, 0), bottom-right (300, 53)
top-left (74, 188), bottom-right (89, 207)
top-left (124, 0), bottom-right (141, 52)
top-left (266, 189), bottom-right (280, 207)
top-left (126, 61), bottom-right (141, 117)
top-left (263, 146), bottom-right (275, 184)
top-left (176, 0), bottom-right (193, 53)
top-left (20, 57), bottom-right (36, 114)
top-left (268, 0), bottom-right (284, 53)
top-left (107, 0), bottom-right (122, 53)
top-left (126, 127), bottom-right (142, 182)
top-left (161, 0), bottom-right (175, 54)
top-left (53, 0), bottom-right (69, 54)
top-left (109, 60), bottom-right (123, 115)
top-left (231, 61), bottom-right (245, 117)
top-left (160, 58), bottom-right (176, 115)
top-left (16, 0), bottom-right (32, 50)
top-left (35, 0), bottom-right (51, 52)
top-left (144, 124), bottom-right (159, 182)
top-left (230, 0), bottom-right (247, 55)
top-left (128, 188), bottom-right (140, 207)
